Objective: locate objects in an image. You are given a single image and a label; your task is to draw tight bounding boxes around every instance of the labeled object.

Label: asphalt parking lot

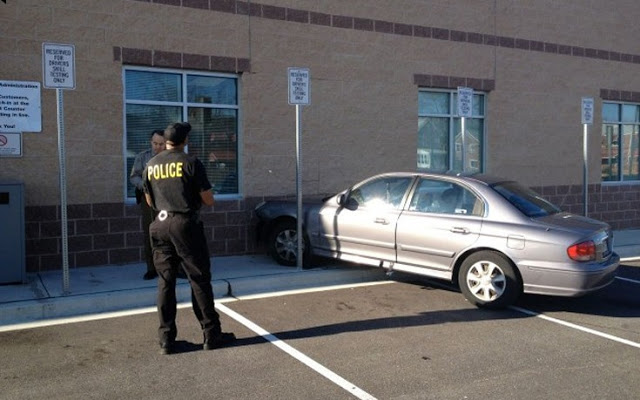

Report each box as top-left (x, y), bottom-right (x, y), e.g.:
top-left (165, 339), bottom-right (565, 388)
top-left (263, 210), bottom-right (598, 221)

top-left (2, 262), bottom-right (639, 400)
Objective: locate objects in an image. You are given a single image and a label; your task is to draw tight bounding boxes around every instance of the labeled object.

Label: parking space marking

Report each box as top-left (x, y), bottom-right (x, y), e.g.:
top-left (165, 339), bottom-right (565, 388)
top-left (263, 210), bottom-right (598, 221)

top-left (510, 306), bottom-right (640, 349)
top-left (616, 276), bottom-right (640, 285)
top-left (229, 280), bottom-right (394, 301)
top-left (216, 303), bottom-right (378, 400)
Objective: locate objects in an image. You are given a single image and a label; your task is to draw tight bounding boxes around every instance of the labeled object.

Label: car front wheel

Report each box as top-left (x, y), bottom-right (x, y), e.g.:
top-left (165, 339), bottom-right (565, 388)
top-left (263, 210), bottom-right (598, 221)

top-left (268, 220), bottom-right (307, 266)
top-left (458, 251), bottom-right (521, 309)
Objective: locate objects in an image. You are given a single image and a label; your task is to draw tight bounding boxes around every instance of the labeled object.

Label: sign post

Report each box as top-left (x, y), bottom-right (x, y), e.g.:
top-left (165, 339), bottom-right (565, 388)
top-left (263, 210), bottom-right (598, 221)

top-left (581, 97), bottom-right (594, 217)
top-left (288, 67), bottom-right (310, 270)
top-left (457, 87), bottom-right (473, 172)
top-left (43, 43), bottom-right (75, 294)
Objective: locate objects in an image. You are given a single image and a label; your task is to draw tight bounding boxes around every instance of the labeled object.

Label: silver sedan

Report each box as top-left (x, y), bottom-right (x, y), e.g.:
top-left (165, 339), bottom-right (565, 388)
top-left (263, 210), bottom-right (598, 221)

top-left (254, 172), bottom-right (620, 308)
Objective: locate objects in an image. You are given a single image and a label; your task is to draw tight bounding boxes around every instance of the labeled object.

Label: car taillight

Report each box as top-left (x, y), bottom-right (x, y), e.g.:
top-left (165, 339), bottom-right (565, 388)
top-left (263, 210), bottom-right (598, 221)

top-left (567, 240), bottom-right (596, 261)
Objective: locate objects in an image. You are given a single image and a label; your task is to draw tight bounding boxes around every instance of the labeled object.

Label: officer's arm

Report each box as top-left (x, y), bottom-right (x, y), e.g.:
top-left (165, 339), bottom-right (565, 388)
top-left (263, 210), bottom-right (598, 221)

top-left (200, 190), bottom-right (214, 206)
top-left (129, 154), bottom-right (144, 190)
top-left (145, 193), bottom-right (153, 207)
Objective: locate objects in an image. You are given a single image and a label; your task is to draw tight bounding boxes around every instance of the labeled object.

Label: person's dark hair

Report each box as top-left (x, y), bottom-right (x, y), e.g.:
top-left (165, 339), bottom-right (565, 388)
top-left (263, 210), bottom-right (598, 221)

top-left (150, 129), bottom-right (164, 138)
top-left (164, 122), bottom-right (191, 145)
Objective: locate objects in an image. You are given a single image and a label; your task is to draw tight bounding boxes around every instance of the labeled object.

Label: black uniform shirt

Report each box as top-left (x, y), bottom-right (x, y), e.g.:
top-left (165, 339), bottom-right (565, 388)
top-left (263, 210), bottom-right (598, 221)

top-left (143, 149), bottom-right (212, 213)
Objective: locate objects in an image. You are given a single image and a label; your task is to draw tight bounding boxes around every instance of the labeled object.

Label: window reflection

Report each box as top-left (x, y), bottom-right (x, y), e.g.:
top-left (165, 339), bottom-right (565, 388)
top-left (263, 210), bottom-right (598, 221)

top-left (417, 89), bottom-right (485, 173)
top-left (124, 68), bottom-right (240, 198)
top-left (187, 108), bottom-right (238, 194)
top-left (601, 102), bottom-right (639, 182)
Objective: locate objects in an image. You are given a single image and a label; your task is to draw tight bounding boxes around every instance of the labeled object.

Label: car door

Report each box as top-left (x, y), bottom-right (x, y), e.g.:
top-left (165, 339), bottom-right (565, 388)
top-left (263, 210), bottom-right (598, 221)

top-left (396, 178), bottom-right (483, 272)
top-left (317, 175), bottom-right (414, 262)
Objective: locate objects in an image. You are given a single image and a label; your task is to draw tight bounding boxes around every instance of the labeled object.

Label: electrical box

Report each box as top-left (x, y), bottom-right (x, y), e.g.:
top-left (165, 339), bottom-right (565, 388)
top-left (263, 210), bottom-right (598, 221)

top-left (0, 180), bottom-right (25, 284)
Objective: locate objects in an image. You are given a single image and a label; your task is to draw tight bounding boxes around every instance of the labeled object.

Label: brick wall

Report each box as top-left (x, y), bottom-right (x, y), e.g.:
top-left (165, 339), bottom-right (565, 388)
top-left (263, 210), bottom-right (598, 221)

top-left (25, 197), bottom-right (264, 272)
top-left (24, 185), bottom-right (640, 272)
top-left (534, 184), bottom-right (640, 229)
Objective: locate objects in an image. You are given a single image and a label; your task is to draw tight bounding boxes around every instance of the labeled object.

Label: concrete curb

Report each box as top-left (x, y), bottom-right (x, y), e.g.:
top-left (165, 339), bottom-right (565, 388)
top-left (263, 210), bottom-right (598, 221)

top-left (0, 267), bottom-right (387, 327)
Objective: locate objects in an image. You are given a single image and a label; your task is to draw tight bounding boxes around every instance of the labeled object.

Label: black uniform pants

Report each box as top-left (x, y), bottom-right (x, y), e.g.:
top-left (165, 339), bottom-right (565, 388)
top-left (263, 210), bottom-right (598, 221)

top-left (149, 213), bottom-right (222, 343)
top-left (140, 199), bottom-right (156, 274)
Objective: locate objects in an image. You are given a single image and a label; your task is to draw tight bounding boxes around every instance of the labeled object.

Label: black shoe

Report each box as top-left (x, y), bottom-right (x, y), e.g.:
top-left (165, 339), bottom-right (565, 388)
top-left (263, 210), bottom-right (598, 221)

top-left (143, 271), bottom-right (158, 280)
top-left (159, 340), bottom-right (175, 355)
top-left (203, 332), bottom-right (236, 350)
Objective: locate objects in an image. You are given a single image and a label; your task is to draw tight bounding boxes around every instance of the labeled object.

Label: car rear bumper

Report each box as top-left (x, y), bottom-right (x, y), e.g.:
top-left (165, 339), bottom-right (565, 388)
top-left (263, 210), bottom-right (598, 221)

top-left (521, 253), bottom-right (620, 297)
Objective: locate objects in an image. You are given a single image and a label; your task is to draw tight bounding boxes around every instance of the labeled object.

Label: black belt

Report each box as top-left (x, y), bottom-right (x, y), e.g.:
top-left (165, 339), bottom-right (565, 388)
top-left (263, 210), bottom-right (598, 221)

top-left (157, 210), bottom-right (197, 221)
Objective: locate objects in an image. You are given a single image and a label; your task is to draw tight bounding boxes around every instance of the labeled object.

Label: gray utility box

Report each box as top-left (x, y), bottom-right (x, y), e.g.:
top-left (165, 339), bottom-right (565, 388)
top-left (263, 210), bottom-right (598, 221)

top-left (0, 180), bottom-right (25, 284)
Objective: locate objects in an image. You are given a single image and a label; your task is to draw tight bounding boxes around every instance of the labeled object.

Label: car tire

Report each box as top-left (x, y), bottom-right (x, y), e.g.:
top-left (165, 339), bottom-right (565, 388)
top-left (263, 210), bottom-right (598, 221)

top-left (458, 251), bottom-right (521, 309)
top-left (268, 220), bottom-right (308, 267)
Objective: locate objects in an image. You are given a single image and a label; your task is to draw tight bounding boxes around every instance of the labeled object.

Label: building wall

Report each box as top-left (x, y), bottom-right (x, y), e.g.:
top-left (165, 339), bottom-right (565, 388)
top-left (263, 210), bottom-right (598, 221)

top-left (1, 0), bottom-right (639, 271)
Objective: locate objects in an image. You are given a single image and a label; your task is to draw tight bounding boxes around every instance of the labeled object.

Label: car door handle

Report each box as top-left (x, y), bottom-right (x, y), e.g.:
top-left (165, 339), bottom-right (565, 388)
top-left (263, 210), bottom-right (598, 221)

top-left (374, 217), bottom-right (389, 225)
top-left (450, 227), bottom-right (470, 234)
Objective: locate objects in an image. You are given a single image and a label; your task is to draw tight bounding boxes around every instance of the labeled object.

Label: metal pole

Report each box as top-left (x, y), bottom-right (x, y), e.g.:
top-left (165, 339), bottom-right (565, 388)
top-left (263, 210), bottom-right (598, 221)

top-left (583, 123), bottom-right (588, 217)
top-left (57, 88), bottom-right (70, 294)
top-left (461, 117), bottom-right (466, 172)
top-left (296, 104), bottom-right (303, 270)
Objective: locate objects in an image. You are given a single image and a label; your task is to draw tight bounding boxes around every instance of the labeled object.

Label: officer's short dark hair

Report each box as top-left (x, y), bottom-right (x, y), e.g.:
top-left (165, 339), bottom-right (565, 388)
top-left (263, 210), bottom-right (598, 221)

top-left (164, 122), bottom-right (191, 145)
top-left (150, 129), bottom-right (164, 138)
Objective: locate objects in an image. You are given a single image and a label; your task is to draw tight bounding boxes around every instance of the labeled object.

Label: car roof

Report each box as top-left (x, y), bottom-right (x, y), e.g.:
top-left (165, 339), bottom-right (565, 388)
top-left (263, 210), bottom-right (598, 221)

top-left (379, 171), bottom-right (513, 187)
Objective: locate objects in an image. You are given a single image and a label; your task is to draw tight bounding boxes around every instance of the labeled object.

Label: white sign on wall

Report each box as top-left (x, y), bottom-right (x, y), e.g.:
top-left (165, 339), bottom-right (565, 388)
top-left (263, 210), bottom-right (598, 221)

top-left (43, 43), bottom-right (76, 89)
top-left (0, 132), bottom-right (23, 157)
top-left (0, 80), bottom-right (42, 132)
top-left (288, 67), bottom-right (310, 105)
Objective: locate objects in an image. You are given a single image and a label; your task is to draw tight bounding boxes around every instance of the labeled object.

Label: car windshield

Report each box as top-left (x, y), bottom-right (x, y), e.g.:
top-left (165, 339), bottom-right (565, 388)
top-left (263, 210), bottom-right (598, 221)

top-left (491, 181), bottom-right (561, 218)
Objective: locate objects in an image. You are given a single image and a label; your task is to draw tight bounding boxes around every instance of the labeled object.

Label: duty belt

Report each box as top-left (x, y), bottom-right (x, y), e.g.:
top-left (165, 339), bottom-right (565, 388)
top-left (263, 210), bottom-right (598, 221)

top-left (157, 210), bottom-right (197, 221)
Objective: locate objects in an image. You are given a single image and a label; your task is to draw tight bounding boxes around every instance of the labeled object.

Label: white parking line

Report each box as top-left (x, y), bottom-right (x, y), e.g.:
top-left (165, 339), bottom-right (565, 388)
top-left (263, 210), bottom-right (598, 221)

top-left (0, 299), bottom-right (231, 333)
top-left (0, 282), bottom-right (393, 333)
top-left (510, 306), bottom-right (640, 349)
top-left (216, 303), bottom-right (377, 400)
top-left (616, 276), bottom-right (640, 285)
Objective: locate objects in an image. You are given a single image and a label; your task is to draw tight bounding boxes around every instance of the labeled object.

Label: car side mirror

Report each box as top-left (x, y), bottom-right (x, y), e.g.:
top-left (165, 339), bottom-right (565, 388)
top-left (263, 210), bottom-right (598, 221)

top-left (338, 194), bottom-right (359, 210)
top-left (345, 197), bottom-right (359, 210)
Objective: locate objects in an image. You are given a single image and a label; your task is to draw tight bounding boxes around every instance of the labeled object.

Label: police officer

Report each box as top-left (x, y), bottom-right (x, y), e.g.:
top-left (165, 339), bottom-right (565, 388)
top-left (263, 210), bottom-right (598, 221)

top-left (130, 129), bottom-right (165, 280)
top-left (143, 122), bottom-right (235, 355)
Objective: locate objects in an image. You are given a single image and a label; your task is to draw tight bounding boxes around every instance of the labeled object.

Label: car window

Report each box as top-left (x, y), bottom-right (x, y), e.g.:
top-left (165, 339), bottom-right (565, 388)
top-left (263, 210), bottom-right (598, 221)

top-left (409, 179), bottom-right (483, 216)
top-left (350, 177), bottom-right (412, 210)
top-left (491, 181), bottom-right (560, 218)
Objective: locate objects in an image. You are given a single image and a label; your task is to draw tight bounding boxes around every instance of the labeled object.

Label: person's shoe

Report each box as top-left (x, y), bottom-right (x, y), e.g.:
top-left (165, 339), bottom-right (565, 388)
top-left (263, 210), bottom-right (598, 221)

top-left (143, 271), bottom-right (158, 280)
top-left (203, 332), bottom-right (236, 350)
top-left (159, 340), bottom-right (175, 355)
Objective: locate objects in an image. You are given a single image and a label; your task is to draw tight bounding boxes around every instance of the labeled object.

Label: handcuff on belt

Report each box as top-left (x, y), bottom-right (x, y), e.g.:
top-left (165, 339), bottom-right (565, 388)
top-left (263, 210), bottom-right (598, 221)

top-left (158, 210), bottom-right (198, 222)
top-left (158, 210), bottom-right (168, 221)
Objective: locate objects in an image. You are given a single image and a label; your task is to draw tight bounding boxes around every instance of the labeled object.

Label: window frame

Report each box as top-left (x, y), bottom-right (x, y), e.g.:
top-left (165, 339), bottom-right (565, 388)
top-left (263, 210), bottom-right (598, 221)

top-left (417, 88), bottom-right (487, 173)
top-left (601, 100), bottom-right (640, 183)
top-left (122, 66), bottom-right (242, 201)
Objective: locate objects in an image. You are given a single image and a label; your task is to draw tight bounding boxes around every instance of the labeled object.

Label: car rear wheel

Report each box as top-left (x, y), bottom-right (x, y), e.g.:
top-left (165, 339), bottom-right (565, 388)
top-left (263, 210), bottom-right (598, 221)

top-left (458, 251), bottom-right (521, 309)
top-left (268, 220), bottom-right (307, 266)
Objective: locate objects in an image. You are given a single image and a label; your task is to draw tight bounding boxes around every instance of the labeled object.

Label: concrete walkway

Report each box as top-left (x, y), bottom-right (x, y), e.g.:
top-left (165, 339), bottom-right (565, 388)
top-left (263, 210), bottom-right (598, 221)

top-left (1, 229), bottom-right (638, 329)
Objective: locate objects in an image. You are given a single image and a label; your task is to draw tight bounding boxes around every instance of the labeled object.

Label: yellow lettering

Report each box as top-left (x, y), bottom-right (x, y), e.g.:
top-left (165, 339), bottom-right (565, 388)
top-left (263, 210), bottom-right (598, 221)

top-left (148, 162), bottom-right (184, 180)
top-left (161, 164), bottom-right (167, 179)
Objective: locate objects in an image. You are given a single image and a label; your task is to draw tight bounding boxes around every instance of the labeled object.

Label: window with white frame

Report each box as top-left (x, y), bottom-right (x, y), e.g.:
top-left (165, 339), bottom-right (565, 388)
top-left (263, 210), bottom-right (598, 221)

top-left (124, 67), bottom-right (240, 198)
top-left (417, 89), bottom-right (485, 172)
top-left (601, 102), bottom-right (639, 181)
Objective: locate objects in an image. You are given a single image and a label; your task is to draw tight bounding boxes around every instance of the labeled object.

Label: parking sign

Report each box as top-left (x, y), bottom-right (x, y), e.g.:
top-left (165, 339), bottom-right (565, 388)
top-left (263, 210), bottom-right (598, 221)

top-left (582, 97), bottom-right (594, 125)
top-left (43, 43), bottom-right (76, 90)
top-left (288, 68), bottom-right (310, 105)
top-left (457, 87), bottom-right (473, 118)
